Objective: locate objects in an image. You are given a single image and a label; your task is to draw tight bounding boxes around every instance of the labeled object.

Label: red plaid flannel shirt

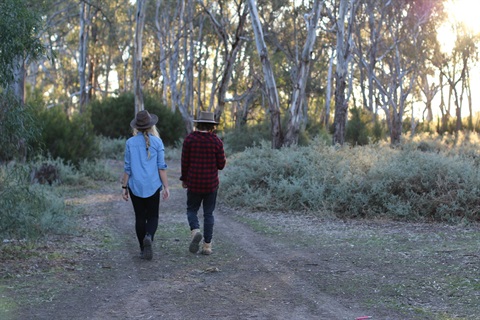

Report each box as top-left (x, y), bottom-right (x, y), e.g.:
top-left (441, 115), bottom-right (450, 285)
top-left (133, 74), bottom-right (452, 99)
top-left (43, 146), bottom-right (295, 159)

top-left (180, 131), bottom-right (226, 193)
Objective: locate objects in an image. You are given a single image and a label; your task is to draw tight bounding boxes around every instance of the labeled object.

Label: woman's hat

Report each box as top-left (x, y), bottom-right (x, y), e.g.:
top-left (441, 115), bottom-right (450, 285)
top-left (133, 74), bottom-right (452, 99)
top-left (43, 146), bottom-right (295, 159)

top-left (193, 111), bottom-right (218, 124)
top-left (130, 110), bottom-right (158, 129)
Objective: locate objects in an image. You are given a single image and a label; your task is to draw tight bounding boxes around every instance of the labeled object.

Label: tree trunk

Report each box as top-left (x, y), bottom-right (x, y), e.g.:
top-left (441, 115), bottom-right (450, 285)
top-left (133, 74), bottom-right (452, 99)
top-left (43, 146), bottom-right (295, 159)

top-left (324, 51), bottom-right (334, 127)
top-left (284, 0), bottom-right (324, 146)
top-left (78, 2), bottom-right (90, 112)
top-left (248, 0), bottom-right (282, 149)
top-left (11, 55), bottom-right (26, 104)
top-left (133, 0), bottom-right (148, 114)
top-left (333, 76), bottom-right (347, 145)
top-left (390, 111), bottom-right (402, 145)
top-left (332, 0), bottom-right (351, 145)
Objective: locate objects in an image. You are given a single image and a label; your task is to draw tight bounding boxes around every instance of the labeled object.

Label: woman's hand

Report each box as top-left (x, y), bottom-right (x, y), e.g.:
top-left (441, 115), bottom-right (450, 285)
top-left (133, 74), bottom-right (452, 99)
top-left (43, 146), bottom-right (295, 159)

top-left (122, 188), bottom-right (129, 201)
top-left (162, 187), bottom-right (170, 200)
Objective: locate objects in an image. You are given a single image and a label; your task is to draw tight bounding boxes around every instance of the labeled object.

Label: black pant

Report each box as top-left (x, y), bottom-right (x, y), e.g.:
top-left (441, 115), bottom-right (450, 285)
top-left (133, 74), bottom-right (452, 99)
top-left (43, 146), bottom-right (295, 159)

top-left (129, 188), bottom-right (160, 251)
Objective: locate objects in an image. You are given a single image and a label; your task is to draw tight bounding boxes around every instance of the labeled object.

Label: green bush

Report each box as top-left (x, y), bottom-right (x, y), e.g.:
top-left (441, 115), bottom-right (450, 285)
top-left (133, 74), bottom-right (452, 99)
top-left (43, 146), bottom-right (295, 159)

top-left (97, 136), bottom-right (125, 160)
top-left (0, 162), bottom-right (72, 239)
top-left (90, 92), bottom-right (185, 145)
top-left (36, 106), bottom-right (99, 165)
top-left (220, 138), bottom-right (480, 223)
top-left (222, 121), bottom-right (271, 154)
top-left (0, 92), bottom-right (40, 162)
top-left (346, 107), bottom-right (370, 146)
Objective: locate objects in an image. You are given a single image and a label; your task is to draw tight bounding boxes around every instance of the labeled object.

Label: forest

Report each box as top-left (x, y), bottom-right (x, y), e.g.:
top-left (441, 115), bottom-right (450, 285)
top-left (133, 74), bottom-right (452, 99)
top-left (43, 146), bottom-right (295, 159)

top-left (1, 2), bottom-right (480, 317)
top-left (1, 0), bottom-right (480, 237)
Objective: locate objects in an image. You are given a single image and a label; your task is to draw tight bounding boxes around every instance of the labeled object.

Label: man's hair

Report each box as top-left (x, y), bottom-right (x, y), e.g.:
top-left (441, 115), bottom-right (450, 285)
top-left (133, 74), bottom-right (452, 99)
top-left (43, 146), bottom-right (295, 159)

top-left (196, 122), bottom-right (216, 131)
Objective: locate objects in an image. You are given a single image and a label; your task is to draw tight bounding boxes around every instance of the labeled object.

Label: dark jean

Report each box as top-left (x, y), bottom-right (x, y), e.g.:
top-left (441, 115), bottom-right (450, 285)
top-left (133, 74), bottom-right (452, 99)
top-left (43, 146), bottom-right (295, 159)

top-left (129, 188), bottom-right (160, 251)
top-left (186, 189), bottom-right (217, 243)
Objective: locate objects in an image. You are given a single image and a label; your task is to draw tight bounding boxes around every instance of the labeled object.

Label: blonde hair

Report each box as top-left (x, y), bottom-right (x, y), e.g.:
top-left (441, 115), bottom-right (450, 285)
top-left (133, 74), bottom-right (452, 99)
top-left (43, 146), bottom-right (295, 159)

top-left (133, 125), bottom-right (160, 159)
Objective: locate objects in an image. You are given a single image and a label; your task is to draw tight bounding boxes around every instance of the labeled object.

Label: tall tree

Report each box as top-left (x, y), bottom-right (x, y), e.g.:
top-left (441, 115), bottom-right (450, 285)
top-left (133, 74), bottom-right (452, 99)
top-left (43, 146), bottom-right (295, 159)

top-left (78, 1), bottom-right (91, 110)
top-left (0, 0), bottom-right (44, 102)
top-left (133, 0), bottom-right (148, 114)
top-left (248, 0), bottom-right (283, 149)
top-left (200, 0), bottom-right (249, 123)
top-left (332, 0), bottom-right (357, 145)
top-left (284, 0), bottom-right (324, 146)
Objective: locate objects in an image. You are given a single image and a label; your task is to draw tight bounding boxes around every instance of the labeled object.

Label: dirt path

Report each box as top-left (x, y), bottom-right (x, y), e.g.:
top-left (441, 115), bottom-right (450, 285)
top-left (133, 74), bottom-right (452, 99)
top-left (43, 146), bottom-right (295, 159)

top-left (11, 160), bottom-right (364, 319)
top-left (8, 159), bottom-right (480, 319)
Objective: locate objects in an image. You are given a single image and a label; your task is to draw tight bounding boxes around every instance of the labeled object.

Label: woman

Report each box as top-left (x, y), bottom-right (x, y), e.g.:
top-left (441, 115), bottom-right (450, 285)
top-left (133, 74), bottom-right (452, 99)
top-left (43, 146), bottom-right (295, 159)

top-left (122, 110), bottom-right (170, 260)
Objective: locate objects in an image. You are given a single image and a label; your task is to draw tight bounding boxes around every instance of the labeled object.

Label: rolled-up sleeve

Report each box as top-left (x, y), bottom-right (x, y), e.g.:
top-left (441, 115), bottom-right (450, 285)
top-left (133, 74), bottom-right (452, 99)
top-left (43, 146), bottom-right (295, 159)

top-left (124, 143), bottom-right (131, 175)
top-left (156, 141), bottom-right (168, 170)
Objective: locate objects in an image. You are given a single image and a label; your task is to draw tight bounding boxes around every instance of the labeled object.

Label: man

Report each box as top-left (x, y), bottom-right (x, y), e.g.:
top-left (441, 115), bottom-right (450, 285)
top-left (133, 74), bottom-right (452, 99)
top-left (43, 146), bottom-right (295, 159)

top-left (180, 111), bottom-right (226, 255)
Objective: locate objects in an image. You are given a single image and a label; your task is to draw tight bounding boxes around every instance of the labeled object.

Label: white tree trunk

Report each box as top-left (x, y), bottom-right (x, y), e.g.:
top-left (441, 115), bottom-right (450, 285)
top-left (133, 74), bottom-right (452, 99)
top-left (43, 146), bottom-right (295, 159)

top-left (332, 0), bottom-right (356, 145)
top-left (284, 0), bottom-right (324, 146)
top-left (134, 0), bottom-right (148, 114)
top-left (78, 2), bottom-right (90, 111)
top-left (248, 0), bottom-right (283, 149)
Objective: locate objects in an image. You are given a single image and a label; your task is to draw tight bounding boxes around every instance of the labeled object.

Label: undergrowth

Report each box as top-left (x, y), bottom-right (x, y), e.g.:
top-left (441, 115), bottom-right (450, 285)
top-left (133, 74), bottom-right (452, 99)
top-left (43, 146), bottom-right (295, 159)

top-left (220, 133), bottom-right (480, 222)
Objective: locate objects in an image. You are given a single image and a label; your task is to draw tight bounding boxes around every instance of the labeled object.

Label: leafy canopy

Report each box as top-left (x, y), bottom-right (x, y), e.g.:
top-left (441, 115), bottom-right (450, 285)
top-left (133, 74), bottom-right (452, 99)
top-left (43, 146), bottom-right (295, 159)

top-left (0, 0), bottom-right (44, 87)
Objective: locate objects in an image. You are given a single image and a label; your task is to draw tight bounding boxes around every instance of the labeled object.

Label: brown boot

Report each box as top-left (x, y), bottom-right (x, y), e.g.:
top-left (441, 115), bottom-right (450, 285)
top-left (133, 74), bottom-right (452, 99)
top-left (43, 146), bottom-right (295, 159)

top-left (189, 229), bottom-right (202, 253)
top-left (201, 242), bottom-right (212, 255)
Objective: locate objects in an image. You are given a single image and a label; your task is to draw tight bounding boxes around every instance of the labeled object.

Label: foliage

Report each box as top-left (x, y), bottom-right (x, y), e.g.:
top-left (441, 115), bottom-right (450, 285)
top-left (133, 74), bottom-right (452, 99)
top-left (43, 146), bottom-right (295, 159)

top-left (220, 135), bottom-right (480, 222)
top-left (0, 162), bottom-right (71, 240)
top-left (0, 92), bottom-right (40, 162)
top-left (0, 0), bottom-right (45, 87)
top-left (90, 92), bottom-right (185, 145)
top-left (346, 107), bottom-right (370, 146)
top-left (97, 136), bottom-right (125, 160)
top-left (35, 106), bottom-right (99, 165)
top-left (222, 121), bottom-right (271, 154)
top-left (78, 159), bottom-right (118, 182)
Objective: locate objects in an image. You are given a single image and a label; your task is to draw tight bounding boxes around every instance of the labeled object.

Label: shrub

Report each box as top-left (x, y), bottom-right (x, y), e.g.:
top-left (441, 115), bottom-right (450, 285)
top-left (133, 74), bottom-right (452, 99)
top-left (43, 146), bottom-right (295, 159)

top-left (0, 92), bottom-right (40, 162)
top-left (36, 106), bottom-right (99, 165)
top-left (220, 138), bottom-right (480, 223)
top-left (0, 162), bottom-right (72, 239)
top-left (90, 92), bottom-right (185, 145)
top-left (346, 107), bottom-right (369, 146)
top-left (97, 136), bottom-right (125, 160)
top-left (222, 121), bottom-right (271, 154)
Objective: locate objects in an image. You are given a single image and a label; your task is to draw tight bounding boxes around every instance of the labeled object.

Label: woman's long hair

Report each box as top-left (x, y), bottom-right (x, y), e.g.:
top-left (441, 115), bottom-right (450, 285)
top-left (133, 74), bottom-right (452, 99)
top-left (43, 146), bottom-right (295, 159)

top-left (133, 126), bottom-right (160, 159)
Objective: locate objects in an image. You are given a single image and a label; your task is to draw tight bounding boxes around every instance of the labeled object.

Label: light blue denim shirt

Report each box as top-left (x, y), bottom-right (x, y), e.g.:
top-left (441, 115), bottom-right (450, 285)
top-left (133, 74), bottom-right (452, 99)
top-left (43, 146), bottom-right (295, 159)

top-left (124, 133), bottom-right (168, 198)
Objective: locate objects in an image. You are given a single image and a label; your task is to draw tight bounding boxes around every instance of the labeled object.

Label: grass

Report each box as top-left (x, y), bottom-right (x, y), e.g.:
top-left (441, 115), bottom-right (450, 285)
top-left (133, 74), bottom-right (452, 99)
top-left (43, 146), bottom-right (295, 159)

top-left (227, 209), bottom-right (480, 319)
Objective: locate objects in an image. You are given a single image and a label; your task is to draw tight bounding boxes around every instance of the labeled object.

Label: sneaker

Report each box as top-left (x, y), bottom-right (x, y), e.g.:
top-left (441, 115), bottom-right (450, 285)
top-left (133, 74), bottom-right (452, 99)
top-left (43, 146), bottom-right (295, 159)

top-left (143, 235), bottom-right (153, 260)
top-left (189, 229), bottom-right (203, 253)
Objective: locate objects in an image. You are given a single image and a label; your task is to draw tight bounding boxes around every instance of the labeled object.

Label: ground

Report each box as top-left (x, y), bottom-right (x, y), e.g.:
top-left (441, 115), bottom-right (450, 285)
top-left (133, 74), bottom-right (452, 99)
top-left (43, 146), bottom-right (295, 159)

top-left (1, 159), bottom-right (479, 319)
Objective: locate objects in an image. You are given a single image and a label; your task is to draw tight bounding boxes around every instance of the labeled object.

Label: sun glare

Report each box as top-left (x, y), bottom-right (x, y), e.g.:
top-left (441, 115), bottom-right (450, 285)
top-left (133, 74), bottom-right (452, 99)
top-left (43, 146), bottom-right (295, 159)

top-left (437, 0), bottom-right (480, 53)
top-left (444, 0), bottom-right (480, 34)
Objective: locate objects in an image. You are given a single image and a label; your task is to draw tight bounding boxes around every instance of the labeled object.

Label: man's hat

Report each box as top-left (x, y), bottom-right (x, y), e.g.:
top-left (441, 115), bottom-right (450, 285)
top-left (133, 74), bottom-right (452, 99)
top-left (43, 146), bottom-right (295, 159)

top-left (193, 111), bottom-right (218, 124)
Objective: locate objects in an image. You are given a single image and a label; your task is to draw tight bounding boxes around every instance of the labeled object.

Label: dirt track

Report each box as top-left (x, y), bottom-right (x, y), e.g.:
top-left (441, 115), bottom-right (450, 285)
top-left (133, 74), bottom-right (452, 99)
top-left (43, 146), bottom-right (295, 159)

top-left (7, 159), bottom-right (480, 319)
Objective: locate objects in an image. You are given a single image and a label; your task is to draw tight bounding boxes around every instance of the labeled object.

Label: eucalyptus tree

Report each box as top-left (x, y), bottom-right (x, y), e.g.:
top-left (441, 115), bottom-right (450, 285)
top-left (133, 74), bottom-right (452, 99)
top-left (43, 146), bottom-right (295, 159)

top-left (247, 0), bottom-right (283, 148)
top-left (331, 0), bottom-right (358, 145)
top-left (353, 0), bottom-right (442, 145)
top-left (0, 0), bottom-right (45, 102)
top-left (200, 0), bottom-right (249, 124)
top-left (0, 0), bottom-right (45, 162)
top-left (283, 0), bottom-right (325, 146)
top-left (436, 24), bottom-right (479, 131)
top-left (78, 1), bottom-right (91, 110)
top-left (133, 0), bottom-right (148, 114)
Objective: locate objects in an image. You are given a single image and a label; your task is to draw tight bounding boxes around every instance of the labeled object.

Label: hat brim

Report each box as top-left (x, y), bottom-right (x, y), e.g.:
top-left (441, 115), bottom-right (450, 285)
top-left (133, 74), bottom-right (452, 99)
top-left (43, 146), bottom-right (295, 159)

top-left (130, 114), bottom-right (159, 129)
top-left (193, 119), bottom-right (218, 124)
